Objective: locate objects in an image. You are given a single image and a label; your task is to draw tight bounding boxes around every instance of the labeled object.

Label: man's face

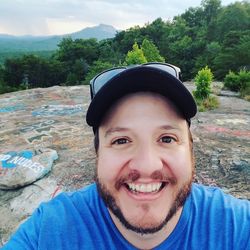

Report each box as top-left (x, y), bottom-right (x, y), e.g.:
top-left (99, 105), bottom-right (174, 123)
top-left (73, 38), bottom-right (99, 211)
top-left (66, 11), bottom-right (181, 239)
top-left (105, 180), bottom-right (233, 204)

top-left (96, 92), bottom-right (194, 234)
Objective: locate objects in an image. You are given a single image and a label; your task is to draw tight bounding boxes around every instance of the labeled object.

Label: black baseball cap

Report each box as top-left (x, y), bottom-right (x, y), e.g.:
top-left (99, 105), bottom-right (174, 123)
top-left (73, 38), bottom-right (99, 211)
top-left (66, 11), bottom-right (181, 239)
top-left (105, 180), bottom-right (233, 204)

top-left (86, 63), bottom-right (197, 132)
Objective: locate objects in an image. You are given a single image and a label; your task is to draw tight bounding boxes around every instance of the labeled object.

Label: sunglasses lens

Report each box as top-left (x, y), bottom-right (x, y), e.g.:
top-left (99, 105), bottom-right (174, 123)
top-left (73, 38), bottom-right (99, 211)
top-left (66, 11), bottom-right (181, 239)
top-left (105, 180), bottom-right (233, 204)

top-left (91, 63), bottom-right (180, 98)
top-left (144, 63), bottom-right (178, 78)
top-left (92, 68), bottom-right (125, 96)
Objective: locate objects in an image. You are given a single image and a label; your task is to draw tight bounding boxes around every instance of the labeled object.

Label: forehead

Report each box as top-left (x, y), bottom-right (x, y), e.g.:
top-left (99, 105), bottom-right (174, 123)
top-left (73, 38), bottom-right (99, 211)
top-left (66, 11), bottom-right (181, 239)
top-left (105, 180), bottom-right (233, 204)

top-left (100, 92), bottom-right (185, 128)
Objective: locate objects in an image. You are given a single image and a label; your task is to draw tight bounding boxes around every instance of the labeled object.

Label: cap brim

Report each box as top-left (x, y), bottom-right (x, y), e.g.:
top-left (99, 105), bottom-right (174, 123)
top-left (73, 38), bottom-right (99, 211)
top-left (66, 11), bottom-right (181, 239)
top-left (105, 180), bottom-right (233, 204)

top-left (86, 66), bottom-right (197, 129)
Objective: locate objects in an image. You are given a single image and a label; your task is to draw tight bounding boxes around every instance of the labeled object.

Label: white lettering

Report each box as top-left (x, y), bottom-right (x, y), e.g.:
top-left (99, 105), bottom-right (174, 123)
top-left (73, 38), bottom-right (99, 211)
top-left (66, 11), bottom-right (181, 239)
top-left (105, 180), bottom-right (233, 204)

top-left (22, 159), bottom-right (33, 168)
top-left (8, 156), bottom-right (20, 164)
top-left (30, 162), bottom-right (44, 173)
top-left (0, 154), bottom-right (12, 161)
top-left (17, 157), bottom-right (28, 165)
top-left (6, 155), bottom-right (45, 173)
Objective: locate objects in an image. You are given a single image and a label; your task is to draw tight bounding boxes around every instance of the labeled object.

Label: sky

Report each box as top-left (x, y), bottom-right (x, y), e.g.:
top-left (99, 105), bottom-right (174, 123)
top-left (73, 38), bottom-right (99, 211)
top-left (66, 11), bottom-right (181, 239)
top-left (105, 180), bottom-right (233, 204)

top-left (0, 0), bottom-right (237, 36)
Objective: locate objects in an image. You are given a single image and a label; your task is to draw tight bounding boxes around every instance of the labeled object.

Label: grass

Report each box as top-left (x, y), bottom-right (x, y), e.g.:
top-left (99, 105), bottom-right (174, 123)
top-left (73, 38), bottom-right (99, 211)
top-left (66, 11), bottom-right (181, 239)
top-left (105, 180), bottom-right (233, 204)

top-left (195, 95), bottom-right (220, 112)
top-left (240, 84), bottom-right (250, 101)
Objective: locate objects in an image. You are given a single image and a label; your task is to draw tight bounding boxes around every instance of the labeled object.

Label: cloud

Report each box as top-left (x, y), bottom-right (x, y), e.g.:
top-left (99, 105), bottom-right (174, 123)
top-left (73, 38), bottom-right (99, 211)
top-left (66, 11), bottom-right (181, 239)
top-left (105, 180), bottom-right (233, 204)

top-left (0, 1), bottom-right (51, 35)
top-left (0, 0), bottom-right (236, 35)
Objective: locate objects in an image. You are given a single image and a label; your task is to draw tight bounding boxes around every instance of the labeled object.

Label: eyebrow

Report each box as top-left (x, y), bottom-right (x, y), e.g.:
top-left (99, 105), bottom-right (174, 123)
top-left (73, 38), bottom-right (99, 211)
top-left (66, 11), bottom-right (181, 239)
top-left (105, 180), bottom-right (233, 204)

top-left (104, 127), bottom-right (130, 138)
top-left (159, 124), bottom-right (180, 131)
top-left (104, 124), bottom-right (180, 138)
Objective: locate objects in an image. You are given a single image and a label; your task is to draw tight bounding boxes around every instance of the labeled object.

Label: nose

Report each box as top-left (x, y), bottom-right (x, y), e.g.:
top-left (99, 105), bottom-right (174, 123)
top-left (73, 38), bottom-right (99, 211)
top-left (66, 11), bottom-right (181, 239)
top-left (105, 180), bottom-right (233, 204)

top-left (128, 143), bottom-right (163, 176)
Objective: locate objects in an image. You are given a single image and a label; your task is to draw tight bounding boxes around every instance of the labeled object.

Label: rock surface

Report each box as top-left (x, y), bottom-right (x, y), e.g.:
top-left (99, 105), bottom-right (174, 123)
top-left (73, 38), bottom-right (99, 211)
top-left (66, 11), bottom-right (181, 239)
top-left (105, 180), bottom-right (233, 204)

top-left (0, 148), bottom-right (58, 189)
top-left (9, 177), bottom-right (62, 217)
top-left (0, 84), bottom-right (249, 246)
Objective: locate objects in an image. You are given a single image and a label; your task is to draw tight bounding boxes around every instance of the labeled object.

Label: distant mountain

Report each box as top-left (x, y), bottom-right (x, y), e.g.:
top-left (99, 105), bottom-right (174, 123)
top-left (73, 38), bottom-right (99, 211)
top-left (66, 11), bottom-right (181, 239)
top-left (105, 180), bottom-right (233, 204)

top-left (70, 24), bottom-right (118, 40)
top-left (0, 24), bottom-right (118, 53)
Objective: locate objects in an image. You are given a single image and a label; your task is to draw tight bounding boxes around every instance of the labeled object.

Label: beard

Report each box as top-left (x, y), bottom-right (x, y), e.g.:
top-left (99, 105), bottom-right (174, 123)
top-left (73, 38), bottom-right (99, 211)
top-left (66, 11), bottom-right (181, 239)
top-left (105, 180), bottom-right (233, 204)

top-left (96, 171), bottom-right (193, 235)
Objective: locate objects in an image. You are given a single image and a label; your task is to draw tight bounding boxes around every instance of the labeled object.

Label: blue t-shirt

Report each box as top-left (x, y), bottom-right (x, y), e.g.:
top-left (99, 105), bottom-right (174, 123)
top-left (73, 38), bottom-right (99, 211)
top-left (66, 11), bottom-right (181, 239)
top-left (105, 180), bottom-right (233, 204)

top-left (2, 183), bottom-right (250, 250)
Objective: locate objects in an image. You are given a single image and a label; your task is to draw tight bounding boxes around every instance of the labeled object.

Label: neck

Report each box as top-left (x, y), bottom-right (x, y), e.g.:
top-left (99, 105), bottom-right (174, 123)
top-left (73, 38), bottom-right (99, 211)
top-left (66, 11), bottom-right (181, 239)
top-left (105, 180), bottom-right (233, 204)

top-left (109, 207), bottom-right (183, 249)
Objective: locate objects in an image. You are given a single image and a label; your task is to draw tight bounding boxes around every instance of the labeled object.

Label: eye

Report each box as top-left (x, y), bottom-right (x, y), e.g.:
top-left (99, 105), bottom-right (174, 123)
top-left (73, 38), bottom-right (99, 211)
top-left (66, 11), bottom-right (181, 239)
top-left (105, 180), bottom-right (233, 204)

top-left (160, 136), bottom-right (176, 143)
top-left (112, 138), bottom-right (130, 145)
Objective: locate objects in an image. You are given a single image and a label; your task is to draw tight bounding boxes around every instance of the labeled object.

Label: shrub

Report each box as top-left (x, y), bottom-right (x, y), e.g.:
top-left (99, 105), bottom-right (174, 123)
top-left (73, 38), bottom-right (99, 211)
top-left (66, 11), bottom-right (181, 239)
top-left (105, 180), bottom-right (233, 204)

top-left (224, 71), bottom-right (240, 91)
top-left (238, 70), bottom-right (250, 99)
top-left (141, 38), bottom-right (165, 62)
top-left (65, 73), bottom-right (78, 86)
top-left (0, 80), bottom-right (17, 94)
top-left (193, 66), bottom-right (213, 100)
top-left (193, 66), bottom-right (219, 111)
top-left (224, 70), bottom-right (250, 100)
top-left (240, 80), bottom-right (250, 100)
top-left (196, 95), bottom-right (220, 112)
top-left (125, 42), bottom-right (147, 65)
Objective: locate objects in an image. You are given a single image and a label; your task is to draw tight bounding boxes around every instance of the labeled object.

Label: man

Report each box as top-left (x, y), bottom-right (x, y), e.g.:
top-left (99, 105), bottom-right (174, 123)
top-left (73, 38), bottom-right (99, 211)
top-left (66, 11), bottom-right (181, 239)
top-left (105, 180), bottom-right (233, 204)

top-left (3, 63), bottom-right (250, 249)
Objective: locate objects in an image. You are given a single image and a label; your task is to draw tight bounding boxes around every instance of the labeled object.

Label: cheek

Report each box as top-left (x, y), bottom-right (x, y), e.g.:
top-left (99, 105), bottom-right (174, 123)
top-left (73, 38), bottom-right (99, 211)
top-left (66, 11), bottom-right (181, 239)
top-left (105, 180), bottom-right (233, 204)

top-left (164, 147), bottom-right (193, 178)
top-left (97, 150), bottom-right (127, 181)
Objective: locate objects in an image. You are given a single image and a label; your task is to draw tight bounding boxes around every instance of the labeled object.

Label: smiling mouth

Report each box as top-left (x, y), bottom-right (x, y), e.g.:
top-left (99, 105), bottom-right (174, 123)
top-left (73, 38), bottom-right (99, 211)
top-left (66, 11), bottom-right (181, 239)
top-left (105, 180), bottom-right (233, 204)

top-left (125, 182), bottom-right (167, 193)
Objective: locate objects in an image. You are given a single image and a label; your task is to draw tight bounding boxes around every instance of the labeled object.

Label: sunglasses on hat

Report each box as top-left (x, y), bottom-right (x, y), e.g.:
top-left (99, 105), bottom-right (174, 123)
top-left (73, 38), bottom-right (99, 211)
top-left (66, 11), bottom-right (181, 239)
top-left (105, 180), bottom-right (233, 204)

top-left (90, 62), bottom-right (182, 99)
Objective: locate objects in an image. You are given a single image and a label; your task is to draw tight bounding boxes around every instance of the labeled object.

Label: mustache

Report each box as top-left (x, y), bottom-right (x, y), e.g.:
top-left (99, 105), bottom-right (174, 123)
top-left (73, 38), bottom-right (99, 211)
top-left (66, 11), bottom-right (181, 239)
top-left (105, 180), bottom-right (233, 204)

top-left (115, 170), bottom-right (177, 190)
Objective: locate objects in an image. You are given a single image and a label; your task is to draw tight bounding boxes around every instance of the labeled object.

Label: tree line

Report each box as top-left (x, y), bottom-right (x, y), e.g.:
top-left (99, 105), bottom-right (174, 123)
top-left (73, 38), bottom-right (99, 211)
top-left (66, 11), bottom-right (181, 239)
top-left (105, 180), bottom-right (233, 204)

top-left (0, 0), bottom-right (249, 94)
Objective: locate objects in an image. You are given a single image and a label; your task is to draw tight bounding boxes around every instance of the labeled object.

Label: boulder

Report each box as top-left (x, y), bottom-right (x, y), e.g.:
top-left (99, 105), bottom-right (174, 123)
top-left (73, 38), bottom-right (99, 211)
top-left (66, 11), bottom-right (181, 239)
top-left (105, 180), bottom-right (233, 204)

top-left (10, 177), bottom-right (62, 217)
top-left (0, 148), bottom-right (58, 189)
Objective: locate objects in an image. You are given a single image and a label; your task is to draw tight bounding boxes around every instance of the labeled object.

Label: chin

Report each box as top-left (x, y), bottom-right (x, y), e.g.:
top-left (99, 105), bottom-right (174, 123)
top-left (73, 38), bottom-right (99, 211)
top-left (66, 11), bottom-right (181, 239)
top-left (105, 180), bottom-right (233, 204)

top-left (96, 177), bottom-right (192, 235)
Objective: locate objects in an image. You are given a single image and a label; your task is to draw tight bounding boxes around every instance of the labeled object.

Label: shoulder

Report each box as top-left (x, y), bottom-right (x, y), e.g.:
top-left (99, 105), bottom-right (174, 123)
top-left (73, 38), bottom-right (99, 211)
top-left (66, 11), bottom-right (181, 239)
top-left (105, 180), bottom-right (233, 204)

top-left (51, 182), bottom-right (98, 203)
top-left (3, 183), bottom-right (117, 249)
top-left (190, 183), bottom-right (250, 223)
top-left (38, 183), bottom-right (99, 218)
top-left (186, 184), bottom-right (250, 248)
top-left (191, 183), bottom-right (249, 206)
top-left (57, 182), bottom-right (98, 202)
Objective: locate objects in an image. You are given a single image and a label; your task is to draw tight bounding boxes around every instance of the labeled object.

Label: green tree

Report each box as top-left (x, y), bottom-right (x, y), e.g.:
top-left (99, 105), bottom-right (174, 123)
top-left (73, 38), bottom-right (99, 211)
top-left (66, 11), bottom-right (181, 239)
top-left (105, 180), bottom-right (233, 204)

top-left (0, 65), bottom-right (11, 94)
top-left (112, 26), bottom-right (144, 56)
top-left (56, 37), bottom-right (99, 64)
top-left (215, 2), bottom-right (250, 42)
top-left (141, 38), bottom-right (165, 62)
top-left (214, 31), bottom-right (250, 79)
top-left (3, 57), bottom-right (23, 89)
top-left (201, 0), bottom-right (221, 23)
top-left (21, 54), bottom-right (49, 88)
top-left (65, 72), bottom-right (78, 86)
top-left (3, 54), bottom-right (67, 90)
top-left (168, 33), bottom-right (196, 80)
top-left (142, 18), bottom-right (172, 55)
top-left (180, 6), bottom-right (204, 30)
top-left (125, 42), bottom-right (147, 65)
top-left (201, 0), bottom-right (222, 41)
top-left (85, 60), bottom-right (113, 84)
top-left (194, 41), bottom-right (221, 73)
top-left (0, 65), bottom-right (3, 82)
top-left (55, 37), bottom-right (99, 83)
top-left (165, 16), bottom-right (204, 80)
top-left (193, 66), bottom-right (218, 111)
top-left (193, 66), bottom-right (213, 100)
top-left (47, 59), bottom-right (67, 86)
top-left (98, 39), bottom-right (122, 64)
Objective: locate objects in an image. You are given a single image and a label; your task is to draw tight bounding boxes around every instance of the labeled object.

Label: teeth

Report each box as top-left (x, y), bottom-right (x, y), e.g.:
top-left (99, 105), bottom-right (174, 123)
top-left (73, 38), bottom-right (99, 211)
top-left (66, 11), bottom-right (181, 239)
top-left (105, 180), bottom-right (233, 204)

top-left (127, 183), bottom-right (162, 193)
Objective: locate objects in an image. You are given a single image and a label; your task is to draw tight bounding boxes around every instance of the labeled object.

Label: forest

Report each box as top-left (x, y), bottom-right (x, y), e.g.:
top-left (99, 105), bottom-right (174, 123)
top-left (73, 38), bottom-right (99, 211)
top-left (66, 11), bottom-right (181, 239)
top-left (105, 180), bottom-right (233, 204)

top-left (0, 0), bottom-right (249, 95)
